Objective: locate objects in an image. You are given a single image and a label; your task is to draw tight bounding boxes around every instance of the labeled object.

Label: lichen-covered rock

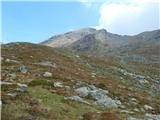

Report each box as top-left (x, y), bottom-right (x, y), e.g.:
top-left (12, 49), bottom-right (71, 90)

top-left (75, 85), bottom-right (118, 108)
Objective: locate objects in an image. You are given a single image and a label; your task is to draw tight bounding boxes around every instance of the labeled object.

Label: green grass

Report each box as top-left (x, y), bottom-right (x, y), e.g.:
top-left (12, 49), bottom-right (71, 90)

top-left (28, 86), bottom-right (99, 120)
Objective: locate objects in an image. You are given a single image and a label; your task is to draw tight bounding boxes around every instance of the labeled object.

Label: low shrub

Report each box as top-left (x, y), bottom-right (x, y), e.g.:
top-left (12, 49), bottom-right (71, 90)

top-left (28, 79), bottom-right (53, 87)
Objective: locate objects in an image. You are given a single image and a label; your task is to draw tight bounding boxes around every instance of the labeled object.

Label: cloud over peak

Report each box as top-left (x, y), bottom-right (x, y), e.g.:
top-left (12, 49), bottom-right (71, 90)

top-left (92, 0), bottom-right (159, 35)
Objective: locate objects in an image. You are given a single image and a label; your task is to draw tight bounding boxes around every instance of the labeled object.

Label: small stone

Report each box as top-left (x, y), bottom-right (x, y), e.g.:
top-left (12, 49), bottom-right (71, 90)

top-left (42, 72), bottom-right (52, 78)
top-left (144, 105), bottom-right (153, 110)
top-left (19, 65), bottom-right (28, 73)
top-left (7, 92), bottom-right (17, 97)
top-left (54, 82), bottom-right (63, 88)
top-left (5, 59), bottom-right (20, 64)
top-left (133, 108), bottom-right (139, 112)
top-left (9, 73), bottom-right (16, 80)
top-left (76, 55), bottom-right (80, 58)
top-left (121, 110), bottom-right (134, 114)
top-left (91, 73), bottom-right (96, 78)
top-left (130, 98), bottom-right (137, 101)
top-left (17, 83), bottom-right (28, 92)
top-left (120, 105), bottom-right (126, 109)
top-left (115, 100), bottom-right (122, 105)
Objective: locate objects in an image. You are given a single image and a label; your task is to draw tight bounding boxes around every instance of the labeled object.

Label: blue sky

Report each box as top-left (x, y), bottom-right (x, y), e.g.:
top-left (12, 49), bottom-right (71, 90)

top-left (1, 0), bottom-right (159, 43)
top-left (2, 1), bottom-right (101, 43)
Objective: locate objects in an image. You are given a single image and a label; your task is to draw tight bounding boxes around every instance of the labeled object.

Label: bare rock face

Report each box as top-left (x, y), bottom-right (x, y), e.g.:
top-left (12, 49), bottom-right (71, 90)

top-left (42, 28), bottom-right (96, 47)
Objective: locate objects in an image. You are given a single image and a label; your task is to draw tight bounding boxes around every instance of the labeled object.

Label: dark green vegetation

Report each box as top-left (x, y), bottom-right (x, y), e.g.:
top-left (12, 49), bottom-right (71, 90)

top-left (1, 42), bottom-right (160, 120)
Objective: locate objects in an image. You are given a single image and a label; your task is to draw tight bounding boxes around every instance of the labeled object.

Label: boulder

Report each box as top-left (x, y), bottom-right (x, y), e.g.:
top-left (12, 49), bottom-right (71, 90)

top-left (145, 113), bottom-right (160, 120)
top-left (90, 90), bottom-right (117, 108)
top-left (75, 85), bottom-right (117, 108)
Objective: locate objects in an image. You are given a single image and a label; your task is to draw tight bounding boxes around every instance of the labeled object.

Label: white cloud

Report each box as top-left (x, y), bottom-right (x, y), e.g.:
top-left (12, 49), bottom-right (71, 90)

top-left (96, 0), bottom-right (159, 35)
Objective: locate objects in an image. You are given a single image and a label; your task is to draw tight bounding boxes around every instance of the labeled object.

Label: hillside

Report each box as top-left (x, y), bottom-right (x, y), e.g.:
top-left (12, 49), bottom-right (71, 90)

top-left (1, 42), bottom-right (160, 120)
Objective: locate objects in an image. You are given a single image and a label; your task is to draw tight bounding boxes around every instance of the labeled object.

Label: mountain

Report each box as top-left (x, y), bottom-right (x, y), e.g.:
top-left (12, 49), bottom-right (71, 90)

top-left (42, 28), bottom-right (160, 63)
top-left (42, 28), bottom-right (130, 50)
top-left (41, 28), bottom-right (97, 47)
top-left (2, 42), bottom-right (160, 120)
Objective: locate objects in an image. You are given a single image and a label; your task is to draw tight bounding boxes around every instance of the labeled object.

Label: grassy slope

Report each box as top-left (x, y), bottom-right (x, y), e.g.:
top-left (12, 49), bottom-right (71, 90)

top-left (1, 42), bottom-right (160, 120)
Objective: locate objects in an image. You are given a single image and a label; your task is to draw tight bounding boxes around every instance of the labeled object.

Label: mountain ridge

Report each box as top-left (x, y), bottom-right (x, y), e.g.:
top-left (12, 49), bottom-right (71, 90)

top-left (41, 28), bottom-right (160, 59)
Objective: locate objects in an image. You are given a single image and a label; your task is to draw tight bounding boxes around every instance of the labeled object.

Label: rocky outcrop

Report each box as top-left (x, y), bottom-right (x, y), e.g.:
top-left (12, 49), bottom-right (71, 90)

top-left (75, 84), bottom-right (118, 108)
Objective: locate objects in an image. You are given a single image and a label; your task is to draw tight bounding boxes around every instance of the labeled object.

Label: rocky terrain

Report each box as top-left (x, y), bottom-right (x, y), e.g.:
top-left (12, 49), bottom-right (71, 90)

top-left (1, 41), bottom-right (160, 120)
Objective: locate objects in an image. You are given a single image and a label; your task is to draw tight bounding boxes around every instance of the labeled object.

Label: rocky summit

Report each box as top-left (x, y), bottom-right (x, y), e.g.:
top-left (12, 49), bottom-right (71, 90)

top-left (1, 28), bottom-right (160, 120)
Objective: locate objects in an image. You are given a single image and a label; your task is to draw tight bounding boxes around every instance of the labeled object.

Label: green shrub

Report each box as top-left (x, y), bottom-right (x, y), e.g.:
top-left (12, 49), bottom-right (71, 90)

top-left (28, 80), bottom-right (53, 87)
top-left (97, 83), bottom-right (106, 89)
top-left (1, 84), bottom-right (17, 92)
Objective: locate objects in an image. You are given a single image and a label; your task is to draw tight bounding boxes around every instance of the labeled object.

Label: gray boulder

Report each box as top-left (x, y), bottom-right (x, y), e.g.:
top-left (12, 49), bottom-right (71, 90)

top-left (145, 113), bottom-right (160, 120)
top-left (90, 89), bottom-right (117, 108)
top-left (75, 85), bottom-right (117, 108)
